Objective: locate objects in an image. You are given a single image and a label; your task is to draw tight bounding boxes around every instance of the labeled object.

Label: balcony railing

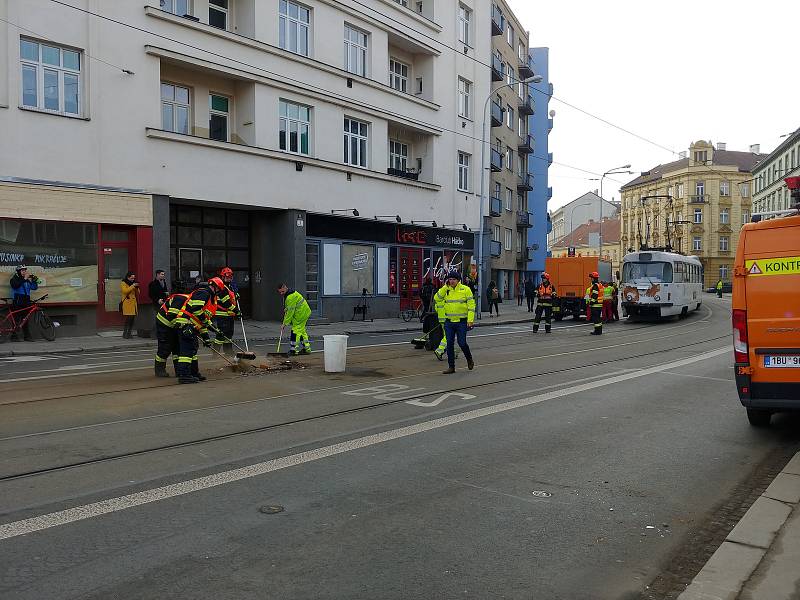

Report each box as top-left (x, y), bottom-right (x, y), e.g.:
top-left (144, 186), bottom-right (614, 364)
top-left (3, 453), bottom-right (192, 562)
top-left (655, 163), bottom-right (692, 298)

top-left (490, 240), bottom-right (502, 257)
top-left (547, 117), bottom-right (554, 131)
top-left (491, 54), bottom-right (504, 81)
top-left (516, 247), bottom-right (533, 263)
top-left (491, 6), bottom-right (504, 36)
top-left (387, 167), bottom-right (420, 181)
top-left (490, 100), bottom-right (504, 127)
top-left (519, 56), bottom-right (534, 79)
top-left (518, 134), bottom-right (534, 154)
top-left (490, 147), bottom-right (503, 172)
top-left (490, 196), bottom-right (502, 216)
top-left (690, 195), bottom-right (708, 204)
top-left (518, 94), bottom-right (534, 116)
top-left (516, 211), bottom-right (533, 228)
top-left (517, 173), bottom-right (533, 192)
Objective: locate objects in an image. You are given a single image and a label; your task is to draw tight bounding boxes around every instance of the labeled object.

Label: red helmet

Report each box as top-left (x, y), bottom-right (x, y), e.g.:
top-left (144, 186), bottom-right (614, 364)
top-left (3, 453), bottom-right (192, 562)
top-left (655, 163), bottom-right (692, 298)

top-left (589, 271), bottom-right (599, 279)
top-left (542, 272), bottom-right (551, 280)
top-left (220, 267), bottom-right (233, 278)
top-left (209, 276), bottom-right (225, 291)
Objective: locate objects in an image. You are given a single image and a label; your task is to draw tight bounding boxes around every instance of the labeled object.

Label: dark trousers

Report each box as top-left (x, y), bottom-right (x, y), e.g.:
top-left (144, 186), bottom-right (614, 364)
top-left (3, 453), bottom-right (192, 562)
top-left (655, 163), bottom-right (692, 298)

top-left (488, 299), bottom-right (499, 315)
top-left (526, 296), bottom-right (535, 312)
top-left (214, 315), bottom-right (235, 352)
top-left (444, 320), bottom-right (473, 369)
top-left (176, 327), bottom-right (200, 378)
top-left (517, 294), bottom-right (523, 306)
top-left (612, 297), bottom-right (619, 321)
top-left (122, 315), bottom-right (135, 338)
top-left (11, 298), bottom-right (33, 340)
top-left (717, 290), bottom-right (723, 298)
top-left (533, 303), bottom-right (552, 332)
top-left (155, 321), bottom-right (179, 368)
top-left (590, 305), bottom-right (603, 334)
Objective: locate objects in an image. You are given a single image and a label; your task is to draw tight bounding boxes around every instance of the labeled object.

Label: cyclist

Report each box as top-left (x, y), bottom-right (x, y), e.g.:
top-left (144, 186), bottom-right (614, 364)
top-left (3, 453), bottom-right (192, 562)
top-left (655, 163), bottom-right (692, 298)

top-left (9, 265), bottom-right (39, 341)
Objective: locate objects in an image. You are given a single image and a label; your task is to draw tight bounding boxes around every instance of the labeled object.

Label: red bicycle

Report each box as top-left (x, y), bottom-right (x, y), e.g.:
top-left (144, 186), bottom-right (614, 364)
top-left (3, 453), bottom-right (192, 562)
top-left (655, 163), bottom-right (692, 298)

top-left (0, 294), bottom-right (57, 342)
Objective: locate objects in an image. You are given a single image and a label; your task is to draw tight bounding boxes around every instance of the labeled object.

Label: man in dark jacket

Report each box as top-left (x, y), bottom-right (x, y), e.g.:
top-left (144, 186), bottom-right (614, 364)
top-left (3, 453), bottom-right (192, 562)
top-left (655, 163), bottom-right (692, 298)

top-left (420, 277), bottom-right (434, 315)
top-left (524, 278), bottom-right (536, 312)
top-left (10, 265), bottom-right (38, 341)
top-left (148, 269), bottom-right (169, 308)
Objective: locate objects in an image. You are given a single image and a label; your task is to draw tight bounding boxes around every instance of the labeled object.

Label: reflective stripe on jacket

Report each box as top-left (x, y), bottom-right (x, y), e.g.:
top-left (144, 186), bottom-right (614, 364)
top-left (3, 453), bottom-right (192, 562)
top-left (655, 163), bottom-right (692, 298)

top-left (589, 282), bottom-right (604, 307)
top-left (434, 286), bottom-right (446, 323)
top-left (157, 289), bottom-right (214, 334)
top-left (603, 285), bottom-right (614, 300)
top-left (434, 283), bottom-right (475, 323)
top-left (537, 282), bottom-right (555, 304)
top-left (283, 290), bottom-right (311, 325)
top-left (216, 284), bottom-right (240, 317)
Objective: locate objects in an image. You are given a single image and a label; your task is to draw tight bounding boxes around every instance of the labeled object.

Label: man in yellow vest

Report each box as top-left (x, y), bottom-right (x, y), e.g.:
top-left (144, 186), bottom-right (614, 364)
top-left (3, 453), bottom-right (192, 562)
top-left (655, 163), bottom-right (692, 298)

top-left (588, 271), bottom-right (605, 335)
top-left (433, 282), bottom-right (458, 361)
top-left (434, 271), bottom-right (475, 374)
top-left (716, 279), bottom-right (723, 298)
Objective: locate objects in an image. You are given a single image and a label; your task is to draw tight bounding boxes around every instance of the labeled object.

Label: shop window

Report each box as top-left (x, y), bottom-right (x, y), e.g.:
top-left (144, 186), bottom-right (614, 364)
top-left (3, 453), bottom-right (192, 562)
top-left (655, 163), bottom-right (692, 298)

top-left (203, 228), bottom-right (226, 246)
top-left (227, 211), bottom-right (250, 227)
top-left (341, 244), bottom-right (374, 294)
top-left (227, 250), bottom-right (249, 268)
top-left (323, 243), bottom-right (341, 295)
top-left (203, 208), bottom-right (226, 226)
top-left (227, 229), bottom-right (249, 247)
top-left (178, 206), bottom-right (202, 223)
top-left (377, 247), bottom-right (389, 294)
top-left (203, 249), bottom-right (226, 274)
top-left (177, 226), bottom-right (202, 246)
top-left (389, 247), bottom-right (398, 294)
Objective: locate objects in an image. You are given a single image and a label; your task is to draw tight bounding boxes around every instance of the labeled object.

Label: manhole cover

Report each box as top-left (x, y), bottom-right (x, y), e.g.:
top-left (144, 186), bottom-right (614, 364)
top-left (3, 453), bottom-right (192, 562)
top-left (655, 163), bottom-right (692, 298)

top-left (531, 490), bottom-right (552, 498)
top-left (259, 505), bottom-right (285, 514)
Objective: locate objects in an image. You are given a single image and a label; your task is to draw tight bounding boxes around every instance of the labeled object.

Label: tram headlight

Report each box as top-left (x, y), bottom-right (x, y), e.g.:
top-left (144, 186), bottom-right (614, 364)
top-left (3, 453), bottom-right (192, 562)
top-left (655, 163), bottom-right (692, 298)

top-left (654, 294), bottom-right (661, 301)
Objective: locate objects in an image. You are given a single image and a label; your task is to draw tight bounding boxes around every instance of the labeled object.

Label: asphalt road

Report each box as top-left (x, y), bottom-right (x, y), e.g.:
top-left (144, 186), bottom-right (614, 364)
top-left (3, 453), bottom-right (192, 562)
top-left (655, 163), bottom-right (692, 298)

top-left (0, 296), bottom-right (798, 600)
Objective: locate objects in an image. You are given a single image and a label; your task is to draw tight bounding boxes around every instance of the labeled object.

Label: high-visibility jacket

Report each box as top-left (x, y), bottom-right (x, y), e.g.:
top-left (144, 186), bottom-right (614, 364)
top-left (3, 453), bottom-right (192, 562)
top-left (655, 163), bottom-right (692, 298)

top-left (537, 282), bottom-right (555, 305)
top-left (434, 283), bottom-right (475, 323)
top-left (216, 284), bottom-right (240, 318)
top-left (283, 290), bottom-right (311, 326)
top-left (603, 284), bottom-right (614, 301)
top-left (716, 280), bottom-right (723, 291)
top-left (588, 282), bottom-right (604, 307)
top-left (157, 289), bottom-right (214, 337)
top-left (434, 286), bottom-right (446, 323)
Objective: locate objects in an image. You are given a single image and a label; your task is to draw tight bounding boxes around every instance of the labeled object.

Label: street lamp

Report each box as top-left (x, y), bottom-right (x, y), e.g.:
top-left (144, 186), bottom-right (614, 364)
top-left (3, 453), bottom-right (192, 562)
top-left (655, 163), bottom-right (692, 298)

top-left (477, 74), bottom-right (541, 314)
top-left (568, 202), bottom-right (592, 247)
top-left (411, 220), bottom-right (438, 227)
top-left (599, 164), bottom-right (633, 258)
top-left (331, 208), bottom-right (359, 216)
top-left (444, 223), bottom-right (470, 231)
top-left (375, 215), bottom-right (401, 223)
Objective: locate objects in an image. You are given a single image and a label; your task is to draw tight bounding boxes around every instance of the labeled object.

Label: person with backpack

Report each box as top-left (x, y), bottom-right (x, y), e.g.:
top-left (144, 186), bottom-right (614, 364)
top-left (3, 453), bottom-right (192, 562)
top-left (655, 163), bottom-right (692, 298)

top-left (486, 281), bottom-right (500, 317)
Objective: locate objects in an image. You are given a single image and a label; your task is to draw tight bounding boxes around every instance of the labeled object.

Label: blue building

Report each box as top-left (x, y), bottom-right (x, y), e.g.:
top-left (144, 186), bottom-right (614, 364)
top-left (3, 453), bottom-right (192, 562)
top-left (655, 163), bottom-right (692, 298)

top-left (526, 47), bottom-right (553, 284)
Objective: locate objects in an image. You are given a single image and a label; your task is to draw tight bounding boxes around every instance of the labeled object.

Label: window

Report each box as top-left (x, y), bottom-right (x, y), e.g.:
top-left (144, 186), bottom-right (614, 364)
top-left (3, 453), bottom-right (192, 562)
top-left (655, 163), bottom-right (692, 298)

top-left (505, 188), bottom-right (513, 211)
top-left (209, 94), bottom-right (229, 142)
top-left (516, 231), bottom-right (523, 252)
top-left (493, 181), bottom-right (501, 200)
top-left (517, 193), bottom-right (525, 212)
top-left (506, 63), bottom-right (514, 86)
top-left (389, 59), bottom-right (409, 93)
top-left (506, 104), bottom-right (514, 129)
top-left (344, 117), bottom-right (368, 167)
top-left (720, 180), bottom-right (730, 196)
top-left (693, 236), bottom-right (702, 251)
top-left (20, 39), bottom-right (81, 115)
top-left (743, 210), bottom-right (750, 224)
top-left (506, 146), bottom-right (513, 171)
top-left (344, 25), bottom-right (368, 76)
top-left (280, 100), bottom-right (311, 155)
top-left (693, 208), bottom-right (702, 223)
top-left (695, 181), bottom-right (705, 197)
top-left (209, 0), bottom-right (228, 29)
top-left (506, 23), bottom-right (514, 46)
top-left (740, 182), bottom-right (750, 197)
top-left (457, 152), bottom-right (470, 192)
top-left (720, 208), bottom-right (729, 224)
top-left (415, 76), bottom-right (423, 95)
top-left (389, 140), bottom-right (408, 171)
top-left (719, 236), bottom-right (729, 251)
top-left (280, 1), bottom-right (310, 56)
top-left (493, 225), bottom-right (500, 242)
top-left (458, 77), bottom-right (471, 118)
top-left (719, 265), bottom-right (729, 281)
top-left (676, 183), bottom-right (685, 199)
top-left (161, 82), bottom-right (190, 134)
top-left (518, 116), bottom-right (525, 138)
top-left (694, 150), bottom-right (707, 164)
top-left (394, 0), bottom-right (408, 5)
top-left (504, 228), bottom-right (512, 251)
top-left (161, 0), bottom-right (190, 16)
top-left (458, 5), bottom-right (471, 46)
top-left (518, 42), bottom-right (526, 61)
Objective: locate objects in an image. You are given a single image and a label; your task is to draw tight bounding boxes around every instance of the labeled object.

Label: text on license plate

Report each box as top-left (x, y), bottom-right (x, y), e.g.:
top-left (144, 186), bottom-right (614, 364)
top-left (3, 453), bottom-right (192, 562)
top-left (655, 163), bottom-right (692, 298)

top-left (763, 355), bottom-right (800, 368)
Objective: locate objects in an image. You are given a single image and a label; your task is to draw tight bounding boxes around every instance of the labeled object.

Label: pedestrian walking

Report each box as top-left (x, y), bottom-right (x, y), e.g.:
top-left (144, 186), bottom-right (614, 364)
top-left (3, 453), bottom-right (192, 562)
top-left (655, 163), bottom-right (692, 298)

top-left (716, 279), bottom-right (724, 298)
top-left (120, 272), bottom-right (140, 339)
top-left (148, 269), bottom-right (169, 309)
top-left (517, 282), bottom-right (524, 306)
top-left (602, 281), bottom-right (615, 323)
top-left (611, 280), bottom-right (620, 321)
top-left (435, 271), bottom-right (475, 374)
top-left (532, 272), bottom-right (556, 334)
top-left (524, 278), bottom-right (536, 312)
top-left (420, 277), bottom-right (434, 315)
top-left (588, 272), bottom-right (605, 335)
top-left (486, 281), bottom-right (500, 317)
top-left (278, 283), bottom-right (312, 355)
top-left (214, 267), bottom-right (240, 354)
top-left (9, 265), bottom-right (38, 341)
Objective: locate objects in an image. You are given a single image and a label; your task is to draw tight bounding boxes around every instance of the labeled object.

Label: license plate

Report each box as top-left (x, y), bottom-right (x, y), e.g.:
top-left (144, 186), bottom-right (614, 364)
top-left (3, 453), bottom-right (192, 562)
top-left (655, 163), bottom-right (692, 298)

top-left (763, 355), bottom-right (800, 368)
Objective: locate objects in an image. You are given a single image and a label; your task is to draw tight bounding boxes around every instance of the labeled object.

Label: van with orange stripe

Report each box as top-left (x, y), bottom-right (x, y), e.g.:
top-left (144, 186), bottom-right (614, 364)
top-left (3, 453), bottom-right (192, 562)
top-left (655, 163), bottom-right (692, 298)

top-left (732, 177), bottom-right (800, 427)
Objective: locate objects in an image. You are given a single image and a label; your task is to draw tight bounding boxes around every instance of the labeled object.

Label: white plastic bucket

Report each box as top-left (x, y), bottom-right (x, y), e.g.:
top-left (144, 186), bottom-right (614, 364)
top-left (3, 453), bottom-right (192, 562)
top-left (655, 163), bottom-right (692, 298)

top-left (323, 335), bottom-right (349, 372)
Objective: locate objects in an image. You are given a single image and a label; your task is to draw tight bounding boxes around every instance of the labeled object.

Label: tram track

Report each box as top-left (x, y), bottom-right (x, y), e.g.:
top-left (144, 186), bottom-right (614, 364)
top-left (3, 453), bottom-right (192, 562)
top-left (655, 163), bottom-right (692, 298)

top-left (0, 333), bottom-right (731, 483)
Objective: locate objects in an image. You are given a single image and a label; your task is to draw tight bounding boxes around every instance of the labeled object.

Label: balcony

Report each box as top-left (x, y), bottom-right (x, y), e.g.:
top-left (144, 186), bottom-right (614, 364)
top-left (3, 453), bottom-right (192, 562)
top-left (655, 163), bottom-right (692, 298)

top-left (519, 56), bottom-right (534, 79)
top-left (517, 211), bottom-right (533, 228)
top-left (491, 54), bottom-right (505, 82)
top-left (547, 186), bottom-right (553, 199)
top-left (490, 240), bottom-right (502, 257)
top-left (491, 6), bottom-right (504, 36)
top-left (387, 168), bottom-right (419, 181)
top-left (518, 94), bottom-right (534, 116)
top-left (517, 247), bottom-right (533, 263)
top-left (517, 173), bottom-right (533, 192)
top-left (490, 100), bottom-right (504, 127)
top-left (548, 117), bottom-right (554, 131)
top-left (547, 152), bottom-right (553, 165)
top-left (490, 147), bottom-right (503, 172)
top-left (690, 195), bottom-right (708, 204)
top-left (518, 134), bottom-right (534, 154)
top-left (490, 195), bottom-right (502, 216)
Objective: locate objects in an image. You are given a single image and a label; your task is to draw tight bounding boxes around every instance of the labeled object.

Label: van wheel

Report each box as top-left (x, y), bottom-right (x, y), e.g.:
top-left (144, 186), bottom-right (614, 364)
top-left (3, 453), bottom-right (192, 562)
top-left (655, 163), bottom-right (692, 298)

top-left (746, 409), bottom-right (772, 427)
top-left (679, 307), bottom-right (688, 319)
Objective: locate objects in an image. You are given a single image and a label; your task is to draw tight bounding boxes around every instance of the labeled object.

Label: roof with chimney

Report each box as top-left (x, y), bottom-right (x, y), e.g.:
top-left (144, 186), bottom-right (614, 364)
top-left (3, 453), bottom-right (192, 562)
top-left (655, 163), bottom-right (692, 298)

top-left (551, 217), bottom-right (620, 249)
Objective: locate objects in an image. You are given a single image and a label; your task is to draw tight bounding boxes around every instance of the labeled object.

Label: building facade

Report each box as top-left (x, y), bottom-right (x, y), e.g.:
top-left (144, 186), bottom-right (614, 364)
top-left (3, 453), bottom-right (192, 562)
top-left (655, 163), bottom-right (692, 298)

top-left (619, 141), bottom-right (764, 287)
top-left (484, 0), bottom-right (531, 301)
top-left (752, 128), bottom-right (800, 217)
top-left (525, 46), bottom-right (552, 284)
top-left (549, 217), bottom-right (622, 277)
top-left (0, 0), bottom-right (493, 332)
top-left (547, 192), bottom-right (618, 249)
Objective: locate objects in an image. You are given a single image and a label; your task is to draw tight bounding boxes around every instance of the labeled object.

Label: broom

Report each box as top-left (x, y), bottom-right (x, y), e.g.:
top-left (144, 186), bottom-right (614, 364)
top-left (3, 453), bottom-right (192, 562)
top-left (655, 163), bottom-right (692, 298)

top-left (209, 325), bottom-right (257, 361)
top-left (267, 325), bottom-right (289, 357)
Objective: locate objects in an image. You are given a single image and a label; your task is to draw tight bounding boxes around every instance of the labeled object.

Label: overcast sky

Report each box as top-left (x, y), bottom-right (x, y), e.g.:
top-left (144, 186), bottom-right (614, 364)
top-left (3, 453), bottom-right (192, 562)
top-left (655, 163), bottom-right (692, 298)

top-left (509, 0), bottom-right (800, 210)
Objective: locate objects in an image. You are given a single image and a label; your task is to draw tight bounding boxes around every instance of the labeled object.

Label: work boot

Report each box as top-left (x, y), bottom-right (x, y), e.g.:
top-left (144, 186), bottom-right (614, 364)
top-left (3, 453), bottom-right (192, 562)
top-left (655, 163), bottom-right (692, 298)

top-left (467, 358), bottom-right (475, 370)
top-left (194, 373), bottom-right (207, 382)
top-left (178, 376), bottom-right (198, 384)
top-left (154, 361), bottom-right (170, 378)
top-left (532, 324), bottom-right (539, 333)
top-left (434, 349), bottom-right (444, 361)
top-left (300, 349), bottom-right (312, 355)
top-left (442, 367), bottom-right (456, 374)
top-left (545, 326), bottom-right (551, 334)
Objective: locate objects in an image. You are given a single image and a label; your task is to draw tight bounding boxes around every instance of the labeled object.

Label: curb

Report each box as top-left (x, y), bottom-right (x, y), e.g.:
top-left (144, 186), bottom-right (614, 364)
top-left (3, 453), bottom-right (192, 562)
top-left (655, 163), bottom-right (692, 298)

top-left (677, 452), bottom-right (800, 600)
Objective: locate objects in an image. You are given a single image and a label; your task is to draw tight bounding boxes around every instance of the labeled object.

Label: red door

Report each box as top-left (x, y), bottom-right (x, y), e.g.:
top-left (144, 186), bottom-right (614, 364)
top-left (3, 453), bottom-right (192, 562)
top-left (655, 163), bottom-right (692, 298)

top-left (97, 226), bottom-right (137, 327)
top-left (399, 247), bottom-right (423, 310)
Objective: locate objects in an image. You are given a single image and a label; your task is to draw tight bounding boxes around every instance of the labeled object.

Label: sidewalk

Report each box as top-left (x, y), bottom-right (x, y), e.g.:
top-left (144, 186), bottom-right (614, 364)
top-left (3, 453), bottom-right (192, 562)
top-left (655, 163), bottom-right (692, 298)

top-left (0, 302), bottom-right (538, 357)
top-left (678, 450), bottom-right (800, 600)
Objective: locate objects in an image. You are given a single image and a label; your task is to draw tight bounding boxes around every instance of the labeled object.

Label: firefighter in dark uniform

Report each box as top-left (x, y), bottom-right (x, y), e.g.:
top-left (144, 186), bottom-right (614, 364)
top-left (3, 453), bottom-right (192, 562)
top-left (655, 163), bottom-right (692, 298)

top-left (214, 267), bottom-right (240, 355)
top-left (154, 277), bottom-right (222, 383)
top-left (588, 271), bottom-right (605, 335)
top-left (532, 272), bottom-right (556, 334)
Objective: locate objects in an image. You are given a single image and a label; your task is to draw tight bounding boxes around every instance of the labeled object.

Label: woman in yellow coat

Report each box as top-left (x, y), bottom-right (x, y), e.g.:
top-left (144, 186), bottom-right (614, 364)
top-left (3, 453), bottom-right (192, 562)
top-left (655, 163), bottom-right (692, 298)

top-left (120, 271), bottom-right (140, 339)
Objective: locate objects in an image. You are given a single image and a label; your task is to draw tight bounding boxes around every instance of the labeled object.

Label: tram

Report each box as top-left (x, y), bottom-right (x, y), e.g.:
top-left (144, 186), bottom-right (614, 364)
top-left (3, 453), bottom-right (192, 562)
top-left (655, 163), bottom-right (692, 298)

top-left (621, 250), bottom-right (703, 320)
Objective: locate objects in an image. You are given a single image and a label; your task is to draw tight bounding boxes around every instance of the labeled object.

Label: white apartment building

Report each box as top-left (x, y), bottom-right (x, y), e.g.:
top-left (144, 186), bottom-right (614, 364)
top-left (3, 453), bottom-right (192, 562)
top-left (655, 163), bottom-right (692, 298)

top-left (752, 129), bottom-right (800, 218)
top-left (0, 0), bottom-right (491, 330)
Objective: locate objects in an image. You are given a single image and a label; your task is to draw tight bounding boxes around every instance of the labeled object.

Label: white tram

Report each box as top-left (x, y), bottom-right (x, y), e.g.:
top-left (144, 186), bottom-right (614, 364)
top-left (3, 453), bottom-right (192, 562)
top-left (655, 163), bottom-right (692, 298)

top-left (621, 251), bottom-right (703, 320)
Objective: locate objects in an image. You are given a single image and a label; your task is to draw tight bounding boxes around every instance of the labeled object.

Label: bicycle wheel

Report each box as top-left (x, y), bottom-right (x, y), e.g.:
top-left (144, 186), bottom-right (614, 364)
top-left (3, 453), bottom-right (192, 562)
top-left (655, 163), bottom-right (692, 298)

top-left (401, 309), bottom-right (414, 323)
top-left (35, 310), bottom-right (56, 341)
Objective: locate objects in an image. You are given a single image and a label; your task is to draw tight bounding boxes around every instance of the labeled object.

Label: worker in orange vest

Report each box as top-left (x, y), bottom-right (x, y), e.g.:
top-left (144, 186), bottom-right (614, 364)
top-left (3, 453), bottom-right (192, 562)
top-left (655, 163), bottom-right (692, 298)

top-left (588, 272), bottom-right (605, 335)
top-left (532, 272), bottom-right (556, 334)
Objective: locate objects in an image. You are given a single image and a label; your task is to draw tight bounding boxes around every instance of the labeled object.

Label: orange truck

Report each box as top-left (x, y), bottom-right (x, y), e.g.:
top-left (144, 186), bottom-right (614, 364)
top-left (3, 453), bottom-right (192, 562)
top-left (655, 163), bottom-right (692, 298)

top-left (545, 256), bottom-right (612, 321)
top-left (732, 176), bottom-right (800, 427)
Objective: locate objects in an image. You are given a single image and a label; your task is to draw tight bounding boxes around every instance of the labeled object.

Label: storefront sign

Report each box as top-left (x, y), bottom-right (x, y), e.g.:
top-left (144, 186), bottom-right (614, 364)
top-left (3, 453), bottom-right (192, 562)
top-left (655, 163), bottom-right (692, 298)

top-left (352, 253), bottom-right (368, 270)
top-left (397, 228), bottom-right (427, 245)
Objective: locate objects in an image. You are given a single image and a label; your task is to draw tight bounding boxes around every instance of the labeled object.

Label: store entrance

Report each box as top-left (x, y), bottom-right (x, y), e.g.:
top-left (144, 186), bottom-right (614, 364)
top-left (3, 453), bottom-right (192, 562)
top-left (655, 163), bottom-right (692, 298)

top-left (97, 226), bottom-right (136, 328)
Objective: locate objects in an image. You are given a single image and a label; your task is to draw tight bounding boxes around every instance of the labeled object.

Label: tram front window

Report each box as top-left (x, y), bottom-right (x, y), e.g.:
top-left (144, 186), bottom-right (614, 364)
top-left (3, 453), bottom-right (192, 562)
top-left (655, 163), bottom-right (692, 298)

top-left (623, 261), bottom-right (673, 284)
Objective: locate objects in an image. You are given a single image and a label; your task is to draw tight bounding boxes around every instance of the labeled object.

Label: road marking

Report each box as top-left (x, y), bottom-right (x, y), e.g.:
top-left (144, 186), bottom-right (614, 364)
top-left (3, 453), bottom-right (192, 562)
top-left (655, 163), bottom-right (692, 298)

top-left (659, 371), bottom-right (734, 384)
top-left (0, 346), bottom-right (730, 541)
top-left (342, 384), bottom-right (446, 402)
top-left (407, 391), bottom-right (476, 407)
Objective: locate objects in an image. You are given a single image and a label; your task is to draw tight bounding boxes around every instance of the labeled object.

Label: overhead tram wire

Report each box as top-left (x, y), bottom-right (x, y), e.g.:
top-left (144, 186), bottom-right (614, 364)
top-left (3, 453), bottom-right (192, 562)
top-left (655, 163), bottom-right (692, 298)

top-left (45, 0), bottom-right (622, 179)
